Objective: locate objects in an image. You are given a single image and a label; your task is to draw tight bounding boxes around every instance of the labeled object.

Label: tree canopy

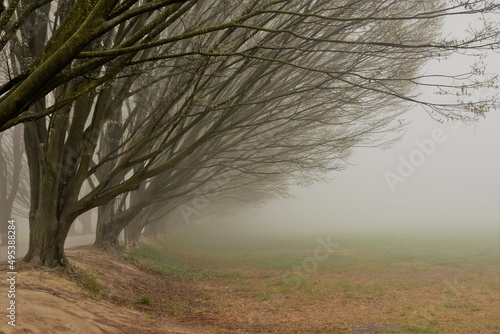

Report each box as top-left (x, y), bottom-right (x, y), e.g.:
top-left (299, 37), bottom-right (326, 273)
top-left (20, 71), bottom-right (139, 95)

top-left (0, 0), bottom-right (498, 266)
top-left (1, 0), bottom-right (498, 130)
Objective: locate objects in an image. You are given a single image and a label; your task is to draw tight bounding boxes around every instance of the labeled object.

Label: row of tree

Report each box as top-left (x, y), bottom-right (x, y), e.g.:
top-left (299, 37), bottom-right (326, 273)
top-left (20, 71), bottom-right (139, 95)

top-left (0, 0), bottom-right (498, 267)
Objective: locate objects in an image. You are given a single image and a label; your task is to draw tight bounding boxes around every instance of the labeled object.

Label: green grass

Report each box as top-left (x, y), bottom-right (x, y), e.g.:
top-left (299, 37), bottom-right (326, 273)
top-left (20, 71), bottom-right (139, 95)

top-left (129, 244), bottom-right (205, 279)
top-left (161, 224), bottom-right (499, 273)
top-left (129, 224), bottom-right (500, 303)
top-left (408, 324), bottom-right (438, 333)
top-left (76, 272), bottom-right (102, 293)
top-left (137, 294), bottom-right (152, 305)
top-left (71, 270), bottom-right (102, 300)
top-left (164, 229), bottom-right (322, 270)
top-left (338, 234), bottom-right (499, 264)
top-left (129, 243), bottom-right (244, 280)
top-left (334, 279), bottom-right (386, 298)
top-left (126, 224), bottom-right (498, 333)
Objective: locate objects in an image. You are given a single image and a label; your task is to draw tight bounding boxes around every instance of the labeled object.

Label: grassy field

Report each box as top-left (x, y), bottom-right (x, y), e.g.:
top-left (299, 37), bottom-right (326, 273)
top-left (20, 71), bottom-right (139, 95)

top-left (129, 224), bottom-right (500, 333)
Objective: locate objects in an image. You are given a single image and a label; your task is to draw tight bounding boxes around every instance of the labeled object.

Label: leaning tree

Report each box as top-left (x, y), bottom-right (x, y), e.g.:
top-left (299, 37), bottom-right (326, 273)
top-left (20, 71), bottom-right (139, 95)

top-left (0, 0), bottom-right (498, 267)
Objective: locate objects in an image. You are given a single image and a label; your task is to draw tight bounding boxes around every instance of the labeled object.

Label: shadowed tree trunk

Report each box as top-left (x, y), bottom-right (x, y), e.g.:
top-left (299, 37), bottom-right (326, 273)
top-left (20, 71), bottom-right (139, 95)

top-left (22, 111), bottom-right (82, 266)
top-left (23, 119), bottom-right (77, 265)
top-left (94, 199), bottom-right (143, 250)
top-left (0, 125), bottom-right (22, 246)
top-left (125, 211), bottom-right (148, 246)
top-left (24, 208), bottom-right (73, 267)
top-left (94, 203), bottom-right (120, 250)
top-left (143, 220), bottom-right (161, 238)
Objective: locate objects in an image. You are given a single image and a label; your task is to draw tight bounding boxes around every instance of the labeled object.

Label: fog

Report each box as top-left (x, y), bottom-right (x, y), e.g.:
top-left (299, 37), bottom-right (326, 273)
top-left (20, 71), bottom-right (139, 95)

top-left (215, 19), bottom-right (500, 238)
top-left (210, 51), bottom-right (500, 237)
top-left (191, 17), bottom-right (500, 240)
top-left (219, 108), bottom-right (499, 238)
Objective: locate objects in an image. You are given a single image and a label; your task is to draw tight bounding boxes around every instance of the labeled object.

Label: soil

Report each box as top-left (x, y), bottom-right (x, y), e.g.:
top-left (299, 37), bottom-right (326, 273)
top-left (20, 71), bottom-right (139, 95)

top-left (0, 242), bottom-right (498, 334)
top-left (0, 247), bottom-right (213, 334)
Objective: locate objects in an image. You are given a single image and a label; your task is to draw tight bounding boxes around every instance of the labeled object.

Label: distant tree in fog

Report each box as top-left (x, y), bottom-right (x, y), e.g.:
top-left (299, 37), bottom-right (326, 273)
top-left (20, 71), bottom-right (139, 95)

top-left (0, 0), bottom-right (497, 266)
top-left (0, 125), bottom-right (29, 245)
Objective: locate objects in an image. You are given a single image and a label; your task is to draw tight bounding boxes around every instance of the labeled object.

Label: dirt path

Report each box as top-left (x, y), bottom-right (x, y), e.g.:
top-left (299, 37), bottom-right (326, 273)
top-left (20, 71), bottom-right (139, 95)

top-left (0, 234), bottom-right (95, 262)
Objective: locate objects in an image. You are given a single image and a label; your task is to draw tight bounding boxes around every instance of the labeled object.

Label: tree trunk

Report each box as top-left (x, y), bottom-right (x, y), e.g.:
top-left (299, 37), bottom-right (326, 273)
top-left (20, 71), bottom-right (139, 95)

top-left (94, 201), bottom-right (147, 250)
top-left (127, 214), bottom-right (148, 246)
top-left (0, 144), bottom-right (9, 246)
top-left (23, 115), bottom-right (76, 267)
top-left (0, 207), bottom-right (9, 246)
top-left (0, 125), bottom-right (23, 246)
top-left (23, 209), bottom-right (71, 267)
top-left (94, 221), bottom-right (123, 250)
top-left (127, 222), bottom-right (142, 246)
top-left (143, 219), bottom-right (160, 238)
top-left (23, 118), bottom-right (65, 267)
top-left (94, 203), bottom-right (122, 250)
top-left (163, 220), bottom-right (172, 239)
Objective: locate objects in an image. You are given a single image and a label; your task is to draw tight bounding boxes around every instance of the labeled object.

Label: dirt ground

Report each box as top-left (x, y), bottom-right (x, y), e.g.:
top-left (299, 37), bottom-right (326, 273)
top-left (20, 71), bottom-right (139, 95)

top-left (0, 247), bottom-right (213, 334)
top-left (0, 242), bottom-right (498, 334)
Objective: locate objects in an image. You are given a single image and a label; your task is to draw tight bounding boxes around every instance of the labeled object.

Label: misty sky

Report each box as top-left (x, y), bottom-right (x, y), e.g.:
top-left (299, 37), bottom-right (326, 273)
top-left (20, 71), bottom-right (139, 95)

top-left (232, 16), bottom-right (500, 236)
top-left (239, 107), bottom-right (499, 234)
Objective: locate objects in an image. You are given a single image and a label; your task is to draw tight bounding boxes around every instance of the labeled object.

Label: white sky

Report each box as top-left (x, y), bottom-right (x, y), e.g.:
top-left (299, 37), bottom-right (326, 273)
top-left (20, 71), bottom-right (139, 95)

top-left (232, 16), bottom-right (500, 236)
top-left (241, 107), bottom-right (499, 235)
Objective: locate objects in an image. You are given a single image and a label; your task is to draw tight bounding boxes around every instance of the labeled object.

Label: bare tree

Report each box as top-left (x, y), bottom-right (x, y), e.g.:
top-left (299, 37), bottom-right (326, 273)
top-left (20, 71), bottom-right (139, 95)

top-left (0, 0), bottom-right (497, 267)
top-left (0, 0), bottom-right (497, 130)
top-left (0, 125), bottom-right (29, 245)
